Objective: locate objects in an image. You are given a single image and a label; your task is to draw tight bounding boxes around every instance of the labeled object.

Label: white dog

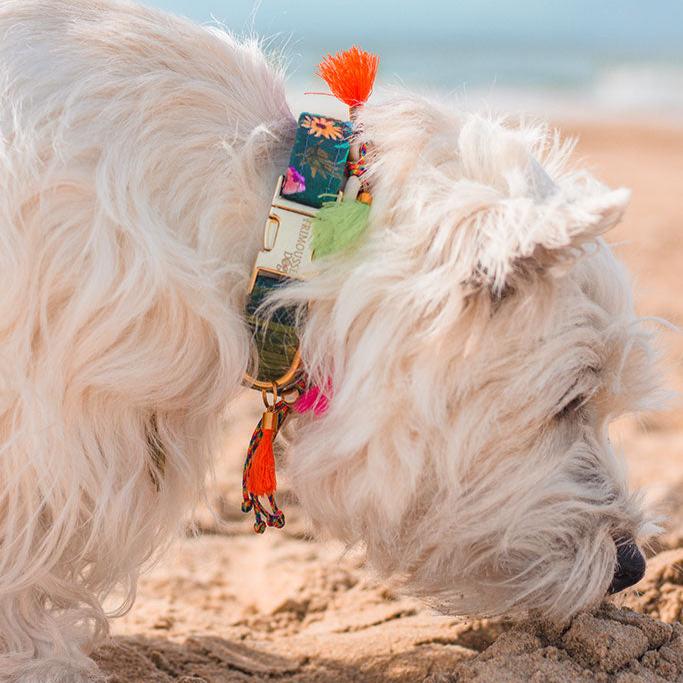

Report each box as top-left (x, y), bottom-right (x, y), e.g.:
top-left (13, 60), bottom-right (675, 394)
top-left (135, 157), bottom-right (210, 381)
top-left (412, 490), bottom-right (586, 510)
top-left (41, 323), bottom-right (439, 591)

top-left (0, 1), bottom-right (662, 680)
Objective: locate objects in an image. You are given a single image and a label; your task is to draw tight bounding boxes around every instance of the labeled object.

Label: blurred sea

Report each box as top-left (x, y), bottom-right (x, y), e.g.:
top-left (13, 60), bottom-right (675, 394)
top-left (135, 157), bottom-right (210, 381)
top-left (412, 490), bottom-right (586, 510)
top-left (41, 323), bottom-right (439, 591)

top-left (149, 0), bottom-right (683, 123)
top-left (287, 42), bottom-right (683, 125)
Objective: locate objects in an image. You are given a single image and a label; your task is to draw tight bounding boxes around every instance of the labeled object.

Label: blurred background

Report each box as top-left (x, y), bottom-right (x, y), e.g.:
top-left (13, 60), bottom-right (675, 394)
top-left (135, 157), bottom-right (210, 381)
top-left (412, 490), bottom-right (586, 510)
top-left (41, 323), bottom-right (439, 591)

top-left (147, 0), bottom-right (683, 121)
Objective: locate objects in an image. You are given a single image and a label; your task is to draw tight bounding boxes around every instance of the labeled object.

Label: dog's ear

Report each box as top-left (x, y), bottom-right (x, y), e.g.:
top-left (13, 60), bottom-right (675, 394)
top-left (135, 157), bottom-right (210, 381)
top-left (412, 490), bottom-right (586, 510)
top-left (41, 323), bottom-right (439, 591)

top-left (448, 116), bottom-right (631, 293)
top-left (358, 99), bottom-right (630, 295)
top-left (468, 171), bottom-right (631, 292)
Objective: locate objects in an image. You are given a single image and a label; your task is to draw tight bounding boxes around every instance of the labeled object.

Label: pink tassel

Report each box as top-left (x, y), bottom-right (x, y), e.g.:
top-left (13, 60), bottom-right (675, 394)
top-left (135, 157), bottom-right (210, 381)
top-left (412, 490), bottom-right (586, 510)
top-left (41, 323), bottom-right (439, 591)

top-left (294, 383), bottom-right (331, 416)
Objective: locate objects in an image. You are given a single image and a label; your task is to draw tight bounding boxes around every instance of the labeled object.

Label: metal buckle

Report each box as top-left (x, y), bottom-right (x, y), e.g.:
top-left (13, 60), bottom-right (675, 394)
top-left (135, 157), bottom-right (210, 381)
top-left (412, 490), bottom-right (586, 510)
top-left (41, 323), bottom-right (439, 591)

top-left (254, 175), bottom-right (317, 279)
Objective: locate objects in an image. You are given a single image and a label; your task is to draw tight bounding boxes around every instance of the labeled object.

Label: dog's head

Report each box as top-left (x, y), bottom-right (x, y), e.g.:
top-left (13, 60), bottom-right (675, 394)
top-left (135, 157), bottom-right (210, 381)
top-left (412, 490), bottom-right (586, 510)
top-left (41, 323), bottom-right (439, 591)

top-left (279, 93), bottom-right (662, 620)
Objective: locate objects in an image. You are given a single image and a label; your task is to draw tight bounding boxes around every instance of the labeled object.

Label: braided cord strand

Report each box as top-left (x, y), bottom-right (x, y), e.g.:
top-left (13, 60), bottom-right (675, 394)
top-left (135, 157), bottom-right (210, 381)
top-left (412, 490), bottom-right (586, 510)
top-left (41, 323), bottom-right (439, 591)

top-left (241, 400), bottom-right (292, 533)
top-left (346, 142), bottom-right (368, 177)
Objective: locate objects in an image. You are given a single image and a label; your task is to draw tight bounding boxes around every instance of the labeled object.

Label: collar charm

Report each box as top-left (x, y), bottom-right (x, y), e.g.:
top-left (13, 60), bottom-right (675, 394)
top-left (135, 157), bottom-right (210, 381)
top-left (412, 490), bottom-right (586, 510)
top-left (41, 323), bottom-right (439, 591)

top-left (242, 46), bottom-right (379, 533)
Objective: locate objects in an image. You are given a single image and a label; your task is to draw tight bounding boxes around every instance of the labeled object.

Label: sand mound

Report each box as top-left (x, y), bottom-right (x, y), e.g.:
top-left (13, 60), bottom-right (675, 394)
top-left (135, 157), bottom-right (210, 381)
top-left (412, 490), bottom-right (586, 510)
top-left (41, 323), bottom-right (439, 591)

top-left (448, 605), bottom-right (682, 683)
top-left (624, 550), bottom-right (683, 624)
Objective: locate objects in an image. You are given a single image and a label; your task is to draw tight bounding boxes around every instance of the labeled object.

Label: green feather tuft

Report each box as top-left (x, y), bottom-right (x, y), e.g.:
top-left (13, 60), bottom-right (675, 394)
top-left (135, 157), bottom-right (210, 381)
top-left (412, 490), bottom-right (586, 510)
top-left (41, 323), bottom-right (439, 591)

top-left (312, 200), bottom-right (370, 259)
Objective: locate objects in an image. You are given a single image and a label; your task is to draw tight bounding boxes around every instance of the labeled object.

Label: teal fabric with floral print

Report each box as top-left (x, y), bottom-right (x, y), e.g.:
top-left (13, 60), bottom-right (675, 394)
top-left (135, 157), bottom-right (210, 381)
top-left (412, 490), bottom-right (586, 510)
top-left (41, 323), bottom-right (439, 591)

top-left (283, 113), bottom-right (352, 208)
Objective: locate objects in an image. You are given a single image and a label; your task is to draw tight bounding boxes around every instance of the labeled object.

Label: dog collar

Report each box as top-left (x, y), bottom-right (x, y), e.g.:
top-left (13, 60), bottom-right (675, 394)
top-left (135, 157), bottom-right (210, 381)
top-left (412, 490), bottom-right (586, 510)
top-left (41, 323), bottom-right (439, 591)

top-left (241, 47), bottom-right (379, 534)
top-left (243, 113), bottom-right (353, 392)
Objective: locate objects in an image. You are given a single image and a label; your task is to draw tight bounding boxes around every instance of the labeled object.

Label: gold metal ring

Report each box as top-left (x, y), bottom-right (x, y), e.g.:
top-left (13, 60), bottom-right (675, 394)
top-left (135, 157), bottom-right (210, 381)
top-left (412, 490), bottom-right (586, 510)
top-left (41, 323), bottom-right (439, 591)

top-left (282, 386), bottom-right (302, 405)
top-left (261, 382), bottom-right (279, 408)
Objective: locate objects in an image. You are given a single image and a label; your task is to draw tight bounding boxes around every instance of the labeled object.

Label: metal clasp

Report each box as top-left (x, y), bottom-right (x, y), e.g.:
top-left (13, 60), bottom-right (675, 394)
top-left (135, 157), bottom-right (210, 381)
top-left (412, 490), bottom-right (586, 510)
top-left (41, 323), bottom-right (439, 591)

top-left (254, 176), bottom-right (317, 279)
top-left (243, 177), bottom-right (344, 392)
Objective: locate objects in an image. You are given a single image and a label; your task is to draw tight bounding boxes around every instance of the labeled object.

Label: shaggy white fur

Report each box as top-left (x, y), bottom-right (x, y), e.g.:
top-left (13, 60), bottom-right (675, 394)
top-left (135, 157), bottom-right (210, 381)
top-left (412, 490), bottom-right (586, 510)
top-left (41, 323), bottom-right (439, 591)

top-left (0, 0), bottom-right (663, 680)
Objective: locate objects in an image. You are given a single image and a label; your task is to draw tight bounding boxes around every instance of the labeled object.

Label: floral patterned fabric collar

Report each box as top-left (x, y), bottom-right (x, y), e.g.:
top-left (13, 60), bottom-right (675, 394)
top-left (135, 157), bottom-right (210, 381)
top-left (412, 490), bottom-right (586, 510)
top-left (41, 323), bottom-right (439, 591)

top-left (281, 113), bottom-right (353, 209)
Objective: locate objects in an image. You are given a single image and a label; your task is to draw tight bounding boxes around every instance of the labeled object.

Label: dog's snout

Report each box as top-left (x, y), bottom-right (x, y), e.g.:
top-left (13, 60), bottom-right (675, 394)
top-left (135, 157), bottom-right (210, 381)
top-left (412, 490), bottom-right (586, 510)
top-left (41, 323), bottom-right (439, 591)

top-left (608, 538), bottom-right (646, 594)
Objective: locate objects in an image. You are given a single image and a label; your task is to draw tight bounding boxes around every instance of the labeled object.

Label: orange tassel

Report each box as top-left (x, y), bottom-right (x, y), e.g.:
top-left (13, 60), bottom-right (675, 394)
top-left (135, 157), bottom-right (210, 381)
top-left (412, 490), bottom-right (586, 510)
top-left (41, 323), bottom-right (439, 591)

top-left (317, 46), bottom-right (379, 108)
top-left (247, 412), bottom-right (277, 496)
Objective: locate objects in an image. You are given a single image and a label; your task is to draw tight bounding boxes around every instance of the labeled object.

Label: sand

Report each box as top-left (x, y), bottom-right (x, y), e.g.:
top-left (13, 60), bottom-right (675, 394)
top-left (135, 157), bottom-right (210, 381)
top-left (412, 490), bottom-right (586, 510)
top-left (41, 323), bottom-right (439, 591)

top-left (93, 120), bottom-right (683, 682)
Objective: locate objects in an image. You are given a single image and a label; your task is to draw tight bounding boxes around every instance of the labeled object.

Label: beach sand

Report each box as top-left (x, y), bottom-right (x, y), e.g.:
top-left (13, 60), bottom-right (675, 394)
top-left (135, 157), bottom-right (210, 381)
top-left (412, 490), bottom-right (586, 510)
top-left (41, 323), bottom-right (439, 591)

top-left (94, 120), bottom-right (683, 682)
